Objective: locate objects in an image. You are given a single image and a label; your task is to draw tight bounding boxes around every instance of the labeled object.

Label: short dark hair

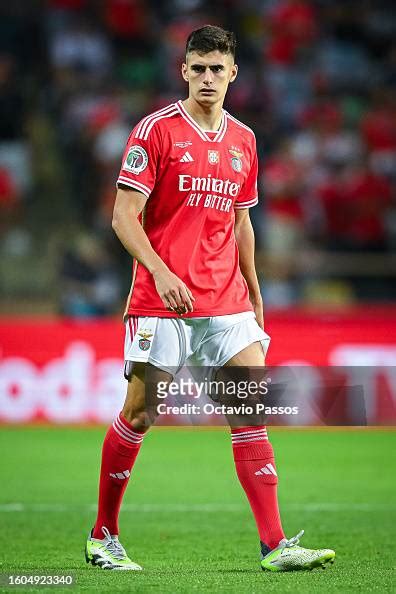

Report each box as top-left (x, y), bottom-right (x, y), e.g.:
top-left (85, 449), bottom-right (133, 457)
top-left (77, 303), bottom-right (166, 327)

top-left (186, 25), bottom-right (236, 59)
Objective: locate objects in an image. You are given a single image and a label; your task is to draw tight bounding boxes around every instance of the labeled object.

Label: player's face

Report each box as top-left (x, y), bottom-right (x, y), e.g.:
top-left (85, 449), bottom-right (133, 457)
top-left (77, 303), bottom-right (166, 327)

top-left (182, 50), bottom-right (238, 107)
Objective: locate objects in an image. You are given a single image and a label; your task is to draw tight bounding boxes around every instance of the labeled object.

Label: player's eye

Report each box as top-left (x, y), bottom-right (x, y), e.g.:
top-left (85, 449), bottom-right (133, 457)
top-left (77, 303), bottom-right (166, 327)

top-left (191, 65), bottom-right (206, 73)
top-left (210, 65), bottom-right (224, 73)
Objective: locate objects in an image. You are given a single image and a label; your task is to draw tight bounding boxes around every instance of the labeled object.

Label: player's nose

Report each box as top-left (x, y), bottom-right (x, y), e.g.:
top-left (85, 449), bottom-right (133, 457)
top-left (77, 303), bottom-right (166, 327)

top-left (203, 68), bottom-right (214, 84)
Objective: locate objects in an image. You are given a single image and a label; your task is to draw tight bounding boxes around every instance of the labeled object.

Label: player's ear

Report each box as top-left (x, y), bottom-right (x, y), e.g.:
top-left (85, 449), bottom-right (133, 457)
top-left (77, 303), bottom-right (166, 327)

top-left (229, 63), bottom-right (238, 83)
top-left (181, 62), bottom-right (189, 82)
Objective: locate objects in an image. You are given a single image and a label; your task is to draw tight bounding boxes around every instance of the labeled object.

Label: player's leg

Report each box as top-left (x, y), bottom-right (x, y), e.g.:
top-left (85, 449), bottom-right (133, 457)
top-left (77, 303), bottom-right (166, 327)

top-left (223, 340), bottom-right (335, 571)
top-left (93, 364), bottom-right (149, 540)
top-left (223, 341), bottom-right (286, 551)
top-left (86, 363), bottom-right (171, 570)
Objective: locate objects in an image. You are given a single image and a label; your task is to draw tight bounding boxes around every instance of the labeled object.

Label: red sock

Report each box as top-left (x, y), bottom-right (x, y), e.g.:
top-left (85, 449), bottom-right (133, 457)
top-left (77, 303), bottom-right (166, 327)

top-left (231, 426), bottom-right (285, 550)
top-left (93, 413), bottom-right (145, 538)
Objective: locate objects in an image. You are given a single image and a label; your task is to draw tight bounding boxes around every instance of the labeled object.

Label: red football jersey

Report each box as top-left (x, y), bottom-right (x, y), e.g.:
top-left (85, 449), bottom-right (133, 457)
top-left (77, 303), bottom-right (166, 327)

top-left (117, 100), bottom-right (258, 317)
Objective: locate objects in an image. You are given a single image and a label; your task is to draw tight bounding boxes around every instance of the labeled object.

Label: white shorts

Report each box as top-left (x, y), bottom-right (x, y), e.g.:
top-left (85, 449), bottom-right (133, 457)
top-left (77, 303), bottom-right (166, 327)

top-left (124, 311), bottom-right (270, 373)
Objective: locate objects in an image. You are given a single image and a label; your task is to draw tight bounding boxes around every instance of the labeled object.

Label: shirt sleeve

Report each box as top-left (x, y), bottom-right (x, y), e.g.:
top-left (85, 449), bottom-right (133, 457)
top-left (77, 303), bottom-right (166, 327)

top-left (234, 139), bottom-right (259, 209)
top-left (116, 122), bottom-right (161, 198)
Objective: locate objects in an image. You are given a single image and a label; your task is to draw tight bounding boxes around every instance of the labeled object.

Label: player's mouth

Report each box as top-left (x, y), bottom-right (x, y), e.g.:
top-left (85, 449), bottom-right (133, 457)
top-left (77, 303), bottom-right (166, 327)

top-left (199, 89), bottom-right (216, 94)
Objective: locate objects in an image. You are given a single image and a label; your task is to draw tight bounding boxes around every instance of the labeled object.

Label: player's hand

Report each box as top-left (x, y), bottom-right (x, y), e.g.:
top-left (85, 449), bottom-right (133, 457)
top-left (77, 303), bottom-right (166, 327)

top-left (251, 294), bottom-right (264, 330)
top-left (152, 268), bottom-right (195, 315)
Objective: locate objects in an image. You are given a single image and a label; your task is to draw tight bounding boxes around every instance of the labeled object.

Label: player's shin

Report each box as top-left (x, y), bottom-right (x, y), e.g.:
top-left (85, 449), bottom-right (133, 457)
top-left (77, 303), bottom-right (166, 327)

top-left (92, 413), bottom-right (146, 538)
top-left (231, 426), bottom-right (285, 551)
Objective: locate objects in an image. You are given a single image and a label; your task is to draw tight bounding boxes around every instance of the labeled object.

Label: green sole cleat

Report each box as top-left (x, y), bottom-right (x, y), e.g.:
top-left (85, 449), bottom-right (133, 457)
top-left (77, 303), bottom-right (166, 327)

top-left (261, 530), bottom-right (335, 572)
top-left (85, 526), bottom-right (142, 571)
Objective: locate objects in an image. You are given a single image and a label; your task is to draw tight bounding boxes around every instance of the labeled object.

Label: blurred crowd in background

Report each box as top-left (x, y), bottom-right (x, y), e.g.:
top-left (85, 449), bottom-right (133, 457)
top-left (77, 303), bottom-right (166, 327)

top-left (1, 0), bottom-right (396, 316)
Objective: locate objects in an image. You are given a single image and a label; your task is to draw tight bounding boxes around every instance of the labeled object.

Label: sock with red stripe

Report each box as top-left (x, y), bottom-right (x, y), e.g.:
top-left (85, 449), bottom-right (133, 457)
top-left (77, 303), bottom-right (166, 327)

top-left (93, 413), bottom-right (145, 538)
top-left (231, 426), bottom-right (285, 550)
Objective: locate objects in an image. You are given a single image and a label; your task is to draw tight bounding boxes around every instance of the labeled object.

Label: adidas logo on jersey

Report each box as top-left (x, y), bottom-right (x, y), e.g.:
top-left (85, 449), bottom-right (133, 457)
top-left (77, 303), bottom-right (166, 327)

top-left (254, 463), bottom-right (277, 476)
top-left (109, 470), bottom-right (131, 479)
top-left (180, 151), bottom-right (194, 162)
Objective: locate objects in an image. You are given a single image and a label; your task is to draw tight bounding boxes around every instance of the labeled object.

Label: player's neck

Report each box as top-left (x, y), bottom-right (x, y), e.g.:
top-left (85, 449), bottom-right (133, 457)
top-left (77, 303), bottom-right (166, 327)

top-left (182, 98), bottom-right (223, 132)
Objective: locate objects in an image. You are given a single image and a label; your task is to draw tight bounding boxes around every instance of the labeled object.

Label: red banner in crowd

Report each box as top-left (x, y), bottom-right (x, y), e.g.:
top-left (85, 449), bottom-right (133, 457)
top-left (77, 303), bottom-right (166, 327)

top-left (0, 308), bottom-right (395, 425)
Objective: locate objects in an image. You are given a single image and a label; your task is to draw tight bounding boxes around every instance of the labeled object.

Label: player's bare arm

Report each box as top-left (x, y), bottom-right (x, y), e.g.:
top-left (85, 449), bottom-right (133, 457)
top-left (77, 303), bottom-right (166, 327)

top-left (234, 208), bottom-right (264, 329)
top-left (112, 187), bottom-right (195, 313)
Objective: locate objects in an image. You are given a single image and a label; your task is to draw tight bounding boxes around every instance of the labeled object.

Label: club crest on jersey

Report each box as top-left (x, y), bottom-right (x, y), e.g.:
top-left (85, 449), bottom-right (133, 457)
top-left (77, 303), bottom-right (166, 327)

top-left (208, 150), bottom-right (220, 165)
top-left (229, 148), bottom-right (243, 158)
top-left (124, 145), bottom-right (148, 175)
top-left (229, 148), bottom-right (243, 172)
top-left (137, 330), bottom-right (153, 351)
top-left (231, 157), bottom-right (242, 172)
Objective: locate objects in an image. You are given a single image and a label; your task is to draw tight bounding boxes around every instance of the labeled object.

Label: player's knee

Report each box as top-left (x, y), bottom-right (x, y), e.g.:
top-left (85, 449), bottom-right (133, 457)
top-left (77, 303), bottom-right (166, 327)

top-left (122, 393), bottom-right (160, 430)
top-left (121, 407), bottom-right (154, 431)
top-left (122, 362), bottom-right (170, 430)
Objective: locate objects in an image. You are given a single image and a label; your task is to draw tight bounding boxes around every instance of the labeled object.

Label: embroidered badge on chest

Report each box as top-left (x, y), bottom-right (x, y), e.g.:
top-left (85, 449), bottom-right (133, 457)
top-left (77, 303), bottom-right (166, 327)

top-left (229, 148), bottom-right (243, 172)
top-left (208, 150), bottom-right (220, 165)
top-left (231, 157), bottom-right (242, 172)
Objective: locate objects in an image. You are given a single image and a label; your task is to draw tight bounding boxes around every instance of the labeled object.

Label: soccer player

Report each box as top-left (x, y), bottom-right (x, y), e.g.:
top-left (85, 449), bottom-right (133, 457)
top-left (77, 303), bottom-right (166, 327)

top-left (85, 25), bottom-right (335, 572)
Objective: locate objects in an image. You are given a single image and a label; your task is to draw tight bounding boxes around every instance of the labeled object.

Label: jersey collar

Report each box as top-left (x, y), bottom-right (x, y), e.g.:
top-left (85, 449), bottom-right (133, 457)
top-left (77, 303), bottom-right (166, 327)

top-left (176, 100), bottom-right (227, 142)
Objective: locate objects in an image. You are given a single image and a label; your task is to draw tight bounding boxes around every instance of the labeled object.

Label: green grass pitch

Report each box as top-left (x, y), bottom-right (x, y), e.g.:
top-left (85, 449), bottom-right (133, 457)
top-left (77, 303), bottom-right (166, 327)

top-left (0, 426), bottom-right (395, 593)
